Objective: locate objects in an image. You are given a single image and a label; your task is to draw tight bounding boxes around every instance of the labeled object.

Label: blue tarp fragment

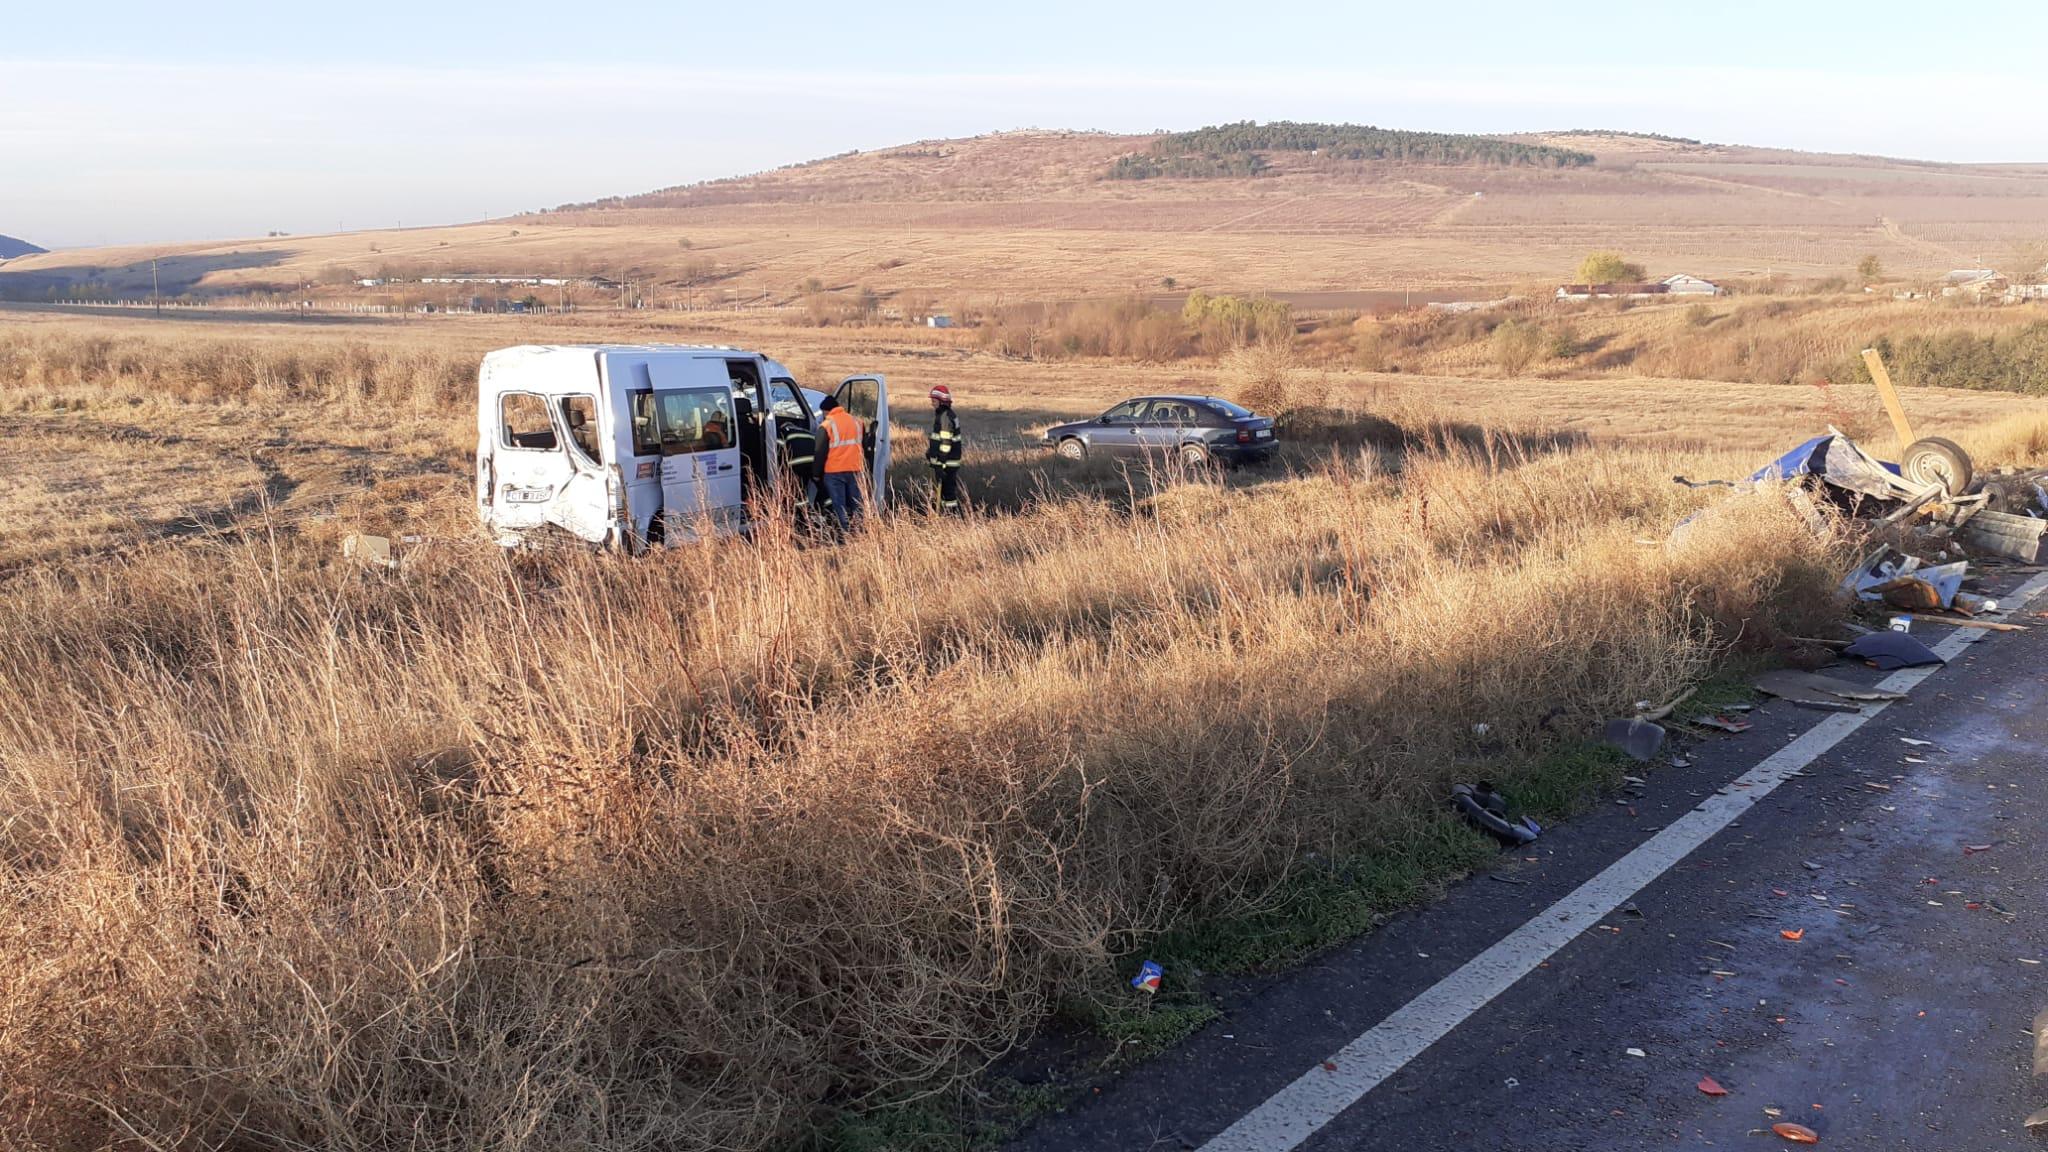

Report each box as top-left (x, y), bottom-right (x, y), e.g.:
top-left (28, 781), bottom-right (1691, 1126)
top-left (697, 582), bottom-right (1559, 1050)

top-left (1749, 430), bottom-right (1908, 500)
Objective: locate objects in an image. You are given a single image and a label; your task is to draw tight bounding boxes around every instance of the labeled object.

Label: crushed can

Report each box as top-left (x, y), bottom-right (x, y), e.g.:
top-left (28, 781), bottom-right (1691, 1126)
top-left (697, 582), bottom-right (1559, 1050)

top-left (1131, 960), bottom-right (1163, 994)
top-left (1889, 615), bottom-right (1912, 633)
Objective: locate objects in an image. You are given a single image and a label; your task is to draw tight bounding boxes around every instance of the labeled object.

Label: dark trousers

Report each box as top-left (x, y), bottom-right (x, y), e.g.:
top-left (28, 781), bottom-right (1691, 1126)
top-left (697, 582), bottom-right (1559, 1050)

top-left (821, 470), bottom-right (862, 533)
top-left (932, 466), bottom-right (961, 512)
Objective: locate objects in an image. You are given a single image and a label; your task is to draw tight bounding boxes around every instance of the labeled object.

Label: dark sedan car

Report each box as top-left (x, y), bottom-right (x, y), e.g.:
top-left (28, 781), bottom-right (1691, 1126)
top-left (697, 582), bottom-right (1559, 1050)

top-left (1040, 395), bottom-right (1278, 466)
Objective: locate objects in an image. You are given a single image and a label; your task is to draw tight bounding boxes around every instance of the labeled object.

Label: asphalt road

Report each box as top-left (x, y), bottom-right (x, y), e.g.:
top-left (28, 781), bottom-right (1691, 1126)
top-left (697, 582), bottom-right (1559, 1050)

top-left (1014, 574), bottom-right (2048, 1151)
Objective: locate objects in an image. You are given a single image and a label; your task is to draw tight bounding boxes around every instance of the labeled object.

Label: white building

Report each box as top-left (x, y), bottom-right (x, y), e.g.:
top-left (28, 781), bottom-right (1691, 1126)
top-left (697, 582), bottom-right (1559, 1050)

top-left (1661, 273), bottom-right (1722, 296)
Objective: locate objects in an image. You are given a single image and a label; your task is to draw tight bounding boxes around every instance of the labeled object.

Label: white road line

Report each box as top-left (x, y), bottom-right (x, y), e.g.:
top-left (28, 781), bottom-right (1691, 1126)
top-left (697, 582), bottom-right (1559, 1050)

top-left (1199, 572), bottom-right (2048, 1152)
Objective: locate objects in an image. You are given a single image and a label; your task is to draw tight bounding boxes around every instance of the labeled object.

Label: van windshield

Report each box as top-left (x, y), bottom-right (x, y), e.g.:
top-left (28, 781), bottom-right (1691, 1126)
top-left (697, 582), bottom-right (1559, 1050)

top-left (655, 388), bottom-right (737, 455)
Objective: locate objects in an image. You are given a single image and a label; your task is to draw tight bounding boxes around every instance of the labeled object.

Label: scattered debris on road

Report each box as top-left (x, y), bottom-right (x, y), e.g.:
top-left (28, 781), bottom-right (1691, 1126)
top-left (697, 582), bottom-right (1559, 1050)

top-left (1451, 782), bottom-right (1541, 845)
top-left (1843, 631), bottom-right (1944, 669)
top-left (1772, 1120), bottom-right (1821, 1143)
top-left (1752, 669), bottom-right (1906, 711)
top-left (1693, 715), bottom-right (1754, 733)
top-left (1602, 717), bottom-right (1667, 761)
top-left (1698, 1075), bottom-right (1728, 1097)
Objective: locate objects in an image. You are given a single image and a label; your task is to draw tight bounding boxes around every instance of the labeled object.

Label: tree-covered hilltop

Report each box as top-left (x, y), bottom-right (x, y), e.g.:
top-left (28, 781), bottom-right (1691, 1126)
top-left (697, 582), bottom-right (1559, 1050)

top-left (1108, 120), bottom-right (1595, 179)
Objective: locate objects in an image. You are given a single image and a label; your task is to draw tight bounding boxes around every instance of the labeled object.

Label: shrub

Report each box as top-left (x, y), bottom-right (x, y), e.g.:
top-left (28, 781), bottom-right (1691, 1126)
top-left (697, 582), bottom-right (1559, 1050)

top-left (1182, 293), bottom-right (1293, 352)
top-left (1492, 320), bottom-right (1548, 375)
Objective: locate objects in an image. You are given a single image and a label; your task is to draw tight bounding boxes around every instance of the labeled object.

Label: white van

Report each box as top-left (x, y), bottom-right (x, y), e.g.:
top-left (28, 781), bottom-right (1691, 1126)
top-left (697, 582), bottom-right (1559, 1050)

top-left (475, 344), bottom-right (890, 549)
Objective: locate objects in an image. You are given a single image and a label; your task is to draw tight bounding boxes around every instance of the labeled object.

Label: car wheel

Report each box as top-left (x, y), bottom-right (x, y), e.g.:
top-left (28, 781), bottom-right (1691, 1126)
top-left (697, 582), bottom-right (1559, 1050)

top-left (1179, 442), bottom-right (1209, 467)
top-left (1056, 437), bottom-right (1087, 461)
top-left (1901, 436), bottom-right (1973, 496)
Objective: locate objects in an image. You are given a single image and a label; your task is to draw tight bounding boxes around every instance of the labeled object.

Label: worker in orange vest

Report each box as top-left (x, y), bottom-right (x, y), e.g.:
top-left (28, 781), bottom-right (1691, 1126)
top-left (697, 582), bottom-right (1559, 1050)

top-left (817, 395), bottom-right (866, 534)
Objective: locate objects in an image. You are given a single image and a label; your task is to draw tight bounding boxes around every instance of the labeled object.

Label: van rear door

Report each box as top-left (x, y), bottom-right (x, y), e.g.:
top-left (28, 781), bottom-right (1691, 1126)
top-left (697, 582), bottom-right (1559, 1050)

top-left (650, 358), bottom-right (745, 538)
top-left (834, 374), bottom-right (890, 512)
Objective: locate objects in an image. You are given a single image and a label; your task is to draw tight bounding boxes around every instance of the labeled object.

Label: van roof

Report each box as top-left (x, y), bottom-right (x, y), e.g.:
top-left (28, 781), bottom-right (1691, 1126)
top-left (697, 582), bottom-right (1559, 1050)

top-left (483, 343), bottom-right (758, 356)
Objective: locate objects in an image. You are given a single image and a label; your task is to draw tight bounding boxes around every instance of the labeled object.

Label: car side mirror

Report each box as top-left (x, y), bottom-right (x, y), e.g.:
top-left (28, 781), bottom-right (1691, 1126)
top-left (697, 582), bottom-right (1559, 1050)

top-left (1099, 415), bottom-right (1113, 424)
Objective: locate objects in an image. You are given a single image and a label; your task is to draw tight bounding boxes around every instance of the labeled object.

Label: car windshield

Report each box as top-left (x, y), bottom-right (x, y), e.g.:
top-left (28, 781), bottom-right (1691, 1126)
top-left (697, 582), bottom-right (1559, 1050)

top-left (1202, 399), bottom-right (1254, 419)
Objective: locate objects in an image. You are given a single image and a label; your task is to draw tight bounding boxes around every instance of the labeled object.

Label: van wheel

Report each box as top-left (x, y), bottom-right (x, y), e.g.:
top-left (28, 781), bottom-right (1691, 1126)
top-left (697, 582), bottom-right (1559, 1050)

top-left (1056, 438), bottom-right (1087, 461)
top-left (1901, 437), bottom-right (1973, 496)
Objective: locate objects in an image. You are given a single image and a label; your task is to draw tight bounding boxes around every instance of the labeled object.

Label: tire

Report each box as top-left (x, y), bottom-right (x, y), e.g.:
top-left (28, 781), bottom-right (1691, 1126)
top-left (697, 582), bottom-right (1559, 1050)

top-left (1179, 442), bottom-right (1210, 467)
top-left (1056, 437), bottom-right (1087, 461)
top-left (1901, 436), bottom-right (1973, 496)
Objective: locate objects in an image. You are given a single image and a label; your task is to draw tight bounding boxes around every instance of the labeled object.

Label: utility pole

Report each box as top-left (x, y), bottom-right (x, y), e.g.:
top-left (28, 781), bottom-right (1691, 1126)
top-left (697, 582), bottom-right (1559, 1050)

top-left (151, 255), bottom-right (161, 315)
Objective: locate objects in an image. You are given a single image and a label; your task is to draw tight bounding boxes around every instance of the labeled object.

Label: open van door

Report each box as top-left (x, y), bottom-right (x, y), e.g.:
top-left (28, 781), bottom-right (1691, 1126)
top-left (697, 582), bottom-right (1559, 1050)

top-left (481, 388), bottom-right (612, 545)
top-left (834, 374), bottom-right (889, 513)
top-left (649, 359), bottom-right (745, 538)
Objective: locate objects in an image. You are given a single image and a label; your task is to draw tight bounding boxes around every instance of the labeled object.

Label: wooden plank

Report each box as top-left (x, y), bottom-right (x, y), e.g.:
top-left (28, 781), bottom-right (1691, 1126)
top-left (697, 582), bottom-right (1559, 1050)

top-left (1860, 348), bottom-right (1917, 453)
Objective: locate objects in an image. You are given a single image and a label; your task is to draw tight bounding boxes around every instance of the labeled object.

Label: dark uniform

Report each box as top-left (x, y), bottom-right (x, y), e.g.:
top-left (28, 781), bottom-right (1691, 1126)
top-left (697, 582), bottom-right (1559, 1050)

top-left (778, 415), bottom-right (820, 514)
top-left (926, 404), bottom-right (963, 513)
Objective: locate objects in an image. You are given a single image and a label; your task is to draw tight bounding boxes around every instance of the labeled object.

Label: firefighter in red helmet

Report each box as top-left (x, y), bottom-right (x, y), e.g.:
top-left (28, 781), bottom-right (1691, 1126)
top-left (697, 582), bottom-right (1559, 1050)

top-left (925, 384), bottom-right (963, 514)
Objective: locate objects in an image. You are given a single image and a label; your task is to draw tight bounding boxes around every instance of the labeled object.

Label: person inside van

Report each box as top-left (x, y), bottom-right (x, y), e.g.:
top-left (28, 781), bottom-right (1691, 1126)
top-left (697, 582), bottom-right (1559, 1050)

top-left (700, 409), bottom-right (731, 451)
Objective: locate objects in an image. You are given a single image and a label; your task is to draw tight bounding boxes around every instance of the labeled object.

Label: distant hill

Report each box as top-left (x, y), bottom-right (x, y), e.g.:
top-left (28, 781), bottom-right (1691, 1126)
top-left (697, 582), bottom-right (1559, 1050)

top-left (550, 122), bottom-right (1602, 213)
top-left (0, 235), bottom-right (46, 260)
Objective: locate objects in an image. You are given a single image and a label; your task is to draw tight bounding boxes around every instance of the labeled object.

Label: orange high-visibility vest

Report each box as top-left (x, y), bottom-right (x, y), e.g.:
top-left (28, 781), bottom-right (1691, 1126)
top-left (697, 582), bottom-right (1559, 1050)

top-left (821, 408), bottom-right (864, 474)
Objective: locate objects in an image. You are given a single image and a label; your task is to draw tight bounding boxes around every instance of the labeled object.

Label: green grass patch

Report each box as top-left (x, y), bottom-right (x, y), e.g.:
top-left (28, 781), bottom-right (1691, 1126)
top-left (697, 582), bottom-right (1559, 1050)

top-left (1670, 671), bottom-right (1763, 725)
top-left (813, 1077), bottom-right (1068, 1152)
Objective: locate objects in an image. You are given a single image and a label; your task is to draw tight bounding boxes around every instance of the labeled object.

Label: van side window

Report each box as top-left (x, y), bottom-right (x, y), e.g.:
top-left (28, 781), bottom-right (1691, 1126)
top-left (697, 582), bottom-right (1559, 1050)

top-left (840, 378), bottom-right (878, 422)
top-left (627, 389), bottom-right (662, 457)
top-left (500, 392), bottom-right (557, 450)
top-left (559, 395), bottom-right (600, 464)
top-left (655, 388), bottom-right (737, 455)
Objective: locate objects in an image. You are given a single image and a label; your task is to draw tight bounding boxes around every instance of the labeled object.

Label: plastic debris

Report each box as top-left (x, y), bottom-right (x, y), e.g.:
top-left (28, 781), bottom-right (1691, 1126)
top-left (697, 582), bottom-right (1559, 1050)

top-left (1952, 592), bottom-right (1998, 616)
top-left (1694, 715), bottom-right (1754, 733)
top-left (1772, 1121), bottom-right (1820, 1143)
top-left (1602, 717), bottom-right (1667, 762)
top-left (1781, 929), bottom-right (1805, 941)
top-left (1900, 737), bottom-right (1934, 747)
top-left (1888, 615), bottom-right (1913, 633)
top-left (1843, 631), bottom-right (1944, 670)
top-left (1698, 1075), bottom-right (1729, 1096)
top-left (1130, 960), bottom-right (1162, 994)
top-left (1625, 1047), bottom-right (1647, 1058)
top-left (1452, 782), bottom-right (1541, 846)
top-left (1753, 670), bottom-right (1904, 712)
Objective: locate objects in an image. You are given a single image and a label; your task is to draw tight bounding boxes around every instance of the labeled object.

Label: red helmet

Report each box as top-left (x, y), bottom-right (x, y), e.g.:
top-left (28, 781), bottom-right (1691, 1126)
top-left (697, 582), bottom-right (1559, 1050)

top-left (929, 385), bottom-right (952, 404)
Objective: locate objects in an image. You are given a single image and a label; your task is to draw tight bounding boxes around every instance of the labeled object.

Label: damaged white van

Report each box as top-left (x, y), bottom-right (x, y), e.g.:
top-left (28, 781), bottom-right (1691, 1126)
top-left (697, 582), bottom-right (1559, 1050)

top-left (475, 344), bottom-right (890, 549)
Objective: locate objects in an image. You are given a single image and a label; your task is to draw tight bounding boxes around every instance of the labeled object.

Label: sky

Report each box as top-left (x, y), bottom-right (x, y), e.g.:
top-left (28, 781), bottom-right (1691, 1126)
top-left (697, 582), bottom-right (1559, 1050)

top-left (6, 0), bottom-right (2047, 249)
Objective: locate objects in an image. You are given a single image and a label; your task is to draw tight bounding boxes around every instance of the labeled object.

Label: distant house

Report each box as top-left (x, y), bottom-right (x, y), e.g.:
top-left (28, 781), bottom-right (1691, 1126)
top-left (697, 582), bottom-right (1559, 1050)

top-left (1942, 270), bottom-right (2008, 299)
top-left (1660, 273), bottom-right (1721, 296)
top-left (419, 275), bottom-right (570, 287)
top-left (1555, 282), bottom-right (1670, 302)
top-left (355, 278), bottom-right (386, 288)
top-left (926, 314), bottom-right (954, 328)
top-left (2008, 282), bottom-right (2048, 301)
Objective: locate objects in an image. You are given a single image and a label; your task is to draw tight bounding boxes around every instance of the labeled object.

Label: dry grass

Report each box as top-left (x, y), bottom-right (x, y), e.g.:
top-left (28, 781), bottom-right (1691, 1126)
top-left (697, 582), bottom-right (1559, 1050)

top-left (1, 447), bottom-right (1854, 1152)
top-left (0, 313), bottom-right (1892, 1147)
top-left (0, 312), bottom-right (2038, 1149)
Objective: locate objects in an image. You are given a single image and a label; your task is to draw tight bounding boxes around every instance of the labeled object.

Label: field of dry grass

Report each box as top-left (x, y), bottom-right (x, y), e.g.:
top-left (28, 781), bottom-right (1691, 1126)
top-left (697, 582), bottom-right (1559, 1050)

top-left (3, 305), bottom-right (2046, 1148)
